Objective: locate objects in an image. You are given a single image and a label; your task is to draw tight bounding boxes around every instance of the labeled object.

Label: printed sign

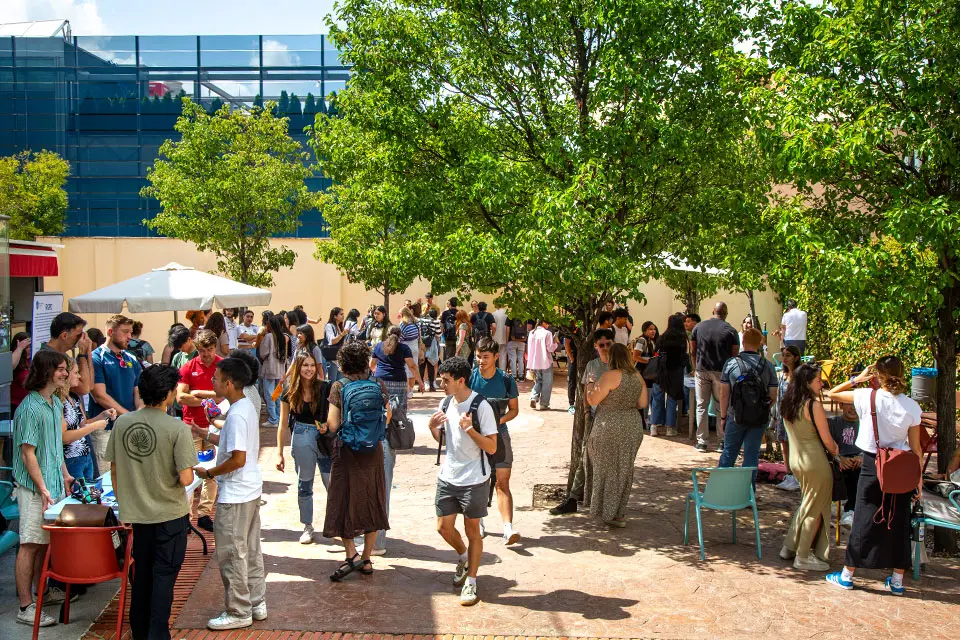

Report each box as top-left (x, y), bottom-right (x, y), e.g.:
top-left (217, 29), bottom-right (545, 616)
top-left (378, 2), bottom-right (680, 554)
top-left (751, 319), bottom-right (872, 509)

top-left (31, 292), bottom-right (64, 357)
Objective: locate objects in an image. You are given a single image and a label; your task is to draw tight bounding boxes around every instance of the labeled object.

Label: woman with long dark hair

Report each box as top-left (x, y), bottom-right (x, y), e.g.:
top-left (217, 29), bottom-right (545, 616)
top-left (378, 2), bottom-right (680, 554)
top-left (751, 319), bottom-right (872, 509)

top-left (825, 356), bottom-right (922, 595)
top-left (276, 352), bottom-right (333, 544)
top-left (344, 309), bottom-right (362, 342)
top-left (295, 324), bottom-right (324, 374)
top-left (779, 363), bottom-right (838, 571)
top-left (649, 315), bottom-right (687, 437)
top-left (258, 315), bottom-right (289, 427)
top-left (368, 306), bottom-right (390, 347)
top-left (774, 345), bottom-right (803, 491)
top-left (204, 311), bottom-right (230, 357)
top-left (323, 307), bottom-right (350, 381)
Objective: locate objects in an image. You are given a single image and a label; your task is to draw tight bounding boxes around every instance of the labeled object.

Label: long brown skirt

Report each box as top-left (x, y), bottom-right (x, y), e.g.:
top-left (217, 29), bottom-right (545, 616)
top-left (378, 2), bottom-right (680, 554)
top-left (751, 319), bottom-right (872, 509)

top-left (322, 440), bottom-right (390, 539)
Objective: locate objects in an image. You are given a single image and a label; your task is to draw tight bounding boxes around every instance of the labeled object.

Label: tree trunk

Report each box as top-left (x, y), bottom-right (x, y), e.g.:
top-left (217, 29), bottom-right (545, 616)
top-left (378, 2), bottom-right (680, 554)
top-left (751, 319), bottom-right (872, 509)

top-left (382, 274), bottom-right (391, 318)
top-left (566, 332), bottom-right (591, 492)
top-left (933, 295), bottom-right (959, 552)
top-left (747, 289), bottom-right (758, 325)
top-left (685, 285), bottom-right (699, 316)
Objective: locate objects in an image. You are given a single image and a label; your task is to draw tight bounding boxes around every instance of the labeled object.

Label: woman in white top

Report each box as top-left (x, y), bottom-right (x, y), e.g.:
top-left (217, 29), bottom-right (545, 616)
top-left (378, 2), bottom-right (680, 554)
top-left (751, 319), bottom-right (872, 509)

top-left (824, 356), bottom-right (923, 596)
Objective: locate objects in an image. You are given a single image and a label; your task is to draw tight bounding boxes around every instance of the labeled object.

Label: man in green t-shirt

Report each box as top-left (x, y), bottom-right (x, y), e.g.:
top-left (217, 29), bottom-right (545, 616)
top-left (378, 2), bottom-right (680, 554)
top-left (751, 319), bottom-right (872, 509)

top-left (107, 364), bottom-right (198, 640)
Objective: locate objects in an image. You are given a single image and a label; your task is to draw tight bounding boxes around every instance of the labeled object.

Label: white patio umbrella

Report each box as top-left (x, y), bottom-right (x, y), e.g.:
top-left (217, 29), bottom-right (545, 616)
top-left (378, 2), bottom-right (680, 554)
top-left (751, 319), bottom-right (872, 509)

top-left (68, 262), bottom-right (272, 314)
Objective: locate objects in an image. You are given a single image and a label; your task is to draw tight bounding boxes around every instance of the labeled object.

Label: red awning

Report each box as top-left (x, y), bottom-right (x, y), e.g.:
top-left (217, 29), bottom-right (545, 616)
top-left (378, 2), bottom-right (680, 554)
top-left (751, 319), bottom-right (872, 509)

top-left (10, 240), bottom-right (61, 277)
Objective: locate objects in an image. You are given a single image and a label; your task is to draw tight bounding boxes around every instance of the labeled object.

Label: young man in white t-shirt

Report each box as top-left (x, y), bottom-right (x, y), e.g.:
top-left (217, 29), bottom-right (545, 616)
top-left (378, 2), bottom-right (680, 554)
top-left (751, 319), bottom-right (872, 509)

top-left (776, 300), bottom-right (808, 356)
top-left (194, 358), bottom-right (265, 630)
top-left (429, 356), bottom-right (498, 607)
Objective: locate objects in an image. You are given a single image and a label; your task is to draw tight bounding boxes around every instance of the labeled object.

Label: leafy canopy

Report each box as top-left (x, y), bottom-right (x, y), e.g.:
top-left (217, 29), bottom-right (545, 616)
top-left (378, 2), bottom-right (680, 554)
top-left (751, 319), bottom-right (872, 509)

top-left (142, 98), bottom-right (315, 287)
top-left (0, 150), bottom-right (69, 240)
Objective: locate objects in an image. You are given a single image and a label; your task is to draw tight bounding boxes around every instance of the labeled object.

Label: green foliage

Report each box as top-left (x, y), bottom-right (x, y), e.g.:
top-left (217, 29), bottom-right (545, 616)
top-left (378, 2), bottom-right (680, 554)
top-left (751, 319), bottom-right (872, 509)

top-left (0, 150), bottom-right (70, 240)
top-left (287, 94), bottom-right (302, 115)
top-left (277, 91), bottom-right (289, 115)
top-left (662, 270), bottom-right (724, 316)
top-left (303, 93), bottom-right (317, 115)
top-left (142, 98), bottom-right (314, 287)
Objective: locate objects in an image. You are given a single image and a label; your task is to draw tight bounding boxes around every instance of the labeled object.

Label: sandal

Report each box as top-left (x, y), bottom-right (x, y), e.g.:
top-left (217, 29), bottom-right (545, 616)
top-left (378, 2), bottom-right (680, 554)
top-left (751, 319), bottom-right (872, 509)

top-left (329, 553), bottom-right (360, 581)
top-left (359, 559), bottom-right (374, 575)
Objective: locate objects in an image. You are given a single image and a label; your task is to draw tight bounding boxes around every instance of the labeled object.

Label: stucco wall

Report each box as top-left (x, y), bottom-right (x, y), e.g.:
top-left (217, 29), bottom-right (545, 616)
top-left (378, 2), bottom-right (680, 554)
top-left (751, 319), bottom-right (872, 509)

top-left (40, 236), bottom-right (784, 355)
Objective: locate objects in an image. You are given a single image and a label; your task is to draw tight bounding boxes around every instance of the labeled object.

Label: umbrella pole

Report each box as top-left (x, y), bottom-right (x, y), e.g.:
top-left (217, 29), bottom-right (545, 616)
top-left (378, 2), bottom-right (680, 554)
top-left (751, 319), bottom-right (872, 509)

top-left (174, 310), bottom-right (179, 324)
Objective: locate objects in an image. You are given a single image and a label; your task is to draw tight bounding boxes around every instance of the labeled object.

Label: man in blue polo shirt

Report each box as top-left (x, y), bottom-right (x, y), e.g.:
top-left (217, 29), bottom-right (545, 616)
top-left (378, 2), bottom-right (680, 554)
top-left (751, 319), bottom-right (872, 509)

top-left (469, 338), bottom-right (521, 545)
top-left (89, 314), bottom-right (143, 472)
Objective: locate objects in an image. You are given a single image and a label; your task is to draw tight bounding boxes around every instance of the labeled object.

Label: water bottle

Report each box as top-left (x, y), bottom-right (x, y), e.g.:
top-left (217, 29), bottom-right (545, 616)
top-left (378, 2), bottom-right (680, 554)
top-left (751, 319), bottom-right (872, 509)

top-left (913, 501), bottom-right (925, 542)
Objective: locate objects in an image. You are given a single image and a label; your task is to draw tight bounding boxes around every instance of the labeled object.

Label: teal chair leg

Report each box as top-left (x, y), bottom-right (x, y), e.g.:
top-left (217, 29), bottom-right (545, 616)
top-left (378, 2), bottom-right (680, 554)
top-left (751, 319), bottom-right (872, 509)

top-left (695, 502), bottom-right (706, 561)
top-left (752, 504), bottom-right (762, 559)
top-left (683, 495), bottom-right (691, 545)
top-left (913, 521), bottom-right (922, 581)
top-left (732, 510), bottom-right (737, 544)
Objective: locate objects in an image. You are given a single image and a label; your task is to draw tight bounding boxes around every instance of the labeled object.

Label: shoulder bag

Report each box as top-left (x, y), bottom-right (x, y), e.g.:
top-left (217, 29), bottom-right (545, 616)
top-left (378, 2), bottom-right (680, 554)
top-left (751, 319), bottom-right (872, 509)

top-left (871, 388), bottom-right (921, 528)
top-left (809, 401), bottom-right (846, 502)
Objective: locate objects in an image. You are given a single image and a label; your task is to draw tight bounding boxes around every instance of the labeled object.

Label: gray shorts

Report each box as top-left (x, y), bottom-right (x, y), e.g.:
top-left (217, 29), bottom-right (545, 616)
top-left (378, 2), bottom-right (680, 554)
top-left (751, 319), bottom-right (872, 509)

top-left (495, 429), bottom-right (514, 469)
top-left (435, 479), bottom-right (488, 519)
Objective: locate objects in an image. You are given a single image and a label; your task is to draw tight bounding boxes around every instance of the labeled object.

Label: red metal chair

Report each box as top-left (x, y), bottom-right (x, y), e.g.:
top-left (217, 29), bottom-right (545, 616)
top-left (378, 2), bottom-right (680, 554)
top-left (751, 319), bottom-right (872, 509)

top-left (33, 525), bottom-right (133, 640)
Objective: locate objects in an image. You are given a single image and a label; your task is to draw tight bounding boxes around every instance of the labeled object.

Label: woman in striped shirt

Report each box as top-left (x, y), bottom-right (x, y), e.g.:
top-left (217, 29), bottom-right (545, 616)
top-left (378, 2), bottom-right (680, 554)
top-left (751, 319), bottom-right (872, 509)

top-left (398, 306), bottom-right (422, 397)
top-left (418, 308), bottom-right (443, 392)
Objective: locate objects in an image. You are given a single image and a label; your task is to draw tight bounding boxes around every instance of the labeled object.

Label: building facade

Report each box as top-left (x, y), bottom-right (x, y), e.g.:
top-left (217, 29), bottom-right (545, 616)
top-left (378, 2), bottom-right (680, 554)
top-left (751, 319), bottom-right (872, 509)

top-left (0, 29), bottom-right (348, 237)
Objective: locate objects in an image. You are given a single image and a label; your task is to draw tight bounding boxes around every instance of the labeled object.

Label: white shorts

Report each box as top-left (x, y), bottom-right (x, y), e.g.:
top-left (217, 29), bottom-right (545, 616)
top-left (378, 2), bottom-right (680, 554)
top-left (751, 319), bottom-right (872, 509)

top-left (16, 486), bottom-right (49, 545)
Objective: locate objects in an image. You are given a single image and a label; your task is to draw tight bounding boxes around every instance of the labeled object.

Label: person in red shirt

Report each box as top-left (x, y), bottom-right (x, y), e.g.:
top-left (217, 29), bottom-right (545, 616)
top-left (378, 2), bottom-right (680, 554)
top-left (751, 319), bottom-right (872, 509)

top-left (177, 329), bottom-right (222, 531)
top-left (10, 332), bottom-right (31, 412)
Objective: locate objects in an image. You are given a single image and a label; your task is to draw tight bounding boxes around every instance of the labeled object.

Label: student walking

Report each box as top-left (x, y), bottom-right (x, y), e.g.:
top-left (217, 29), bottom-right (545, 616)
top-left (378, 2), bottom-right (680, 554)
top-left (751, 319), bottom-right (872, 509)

top-left (441, 298), bottom-right (460, 361)
top-left (194, 358), bottom-right (266, 630)
top-left (276, 352), bottom-right (333, 544)
top-left (690, 302), bottom-right (740, 452)
top-left (323, 341), bottom-right (391, 580)
top-left (429, 357), bottom-right (499, 606)
top-left (258, 316), bottom-right (289, 427)
top-left (322, 307), bottom-right (350, 382)
top-left (419, 308), bottom-right (443, 391)
top-left (106, 365), bottom-right (198, 640)
top-left (527, 319), bottom-right (559, 411)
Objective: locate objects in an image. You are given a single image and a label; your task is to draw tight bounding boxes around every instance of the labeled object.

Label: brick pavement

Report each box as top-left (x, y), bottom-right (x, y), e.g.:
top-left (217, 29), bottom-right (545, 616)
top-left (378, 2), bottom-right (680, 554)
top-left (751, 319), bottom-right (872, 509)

top-left (84, 374), bottom-right (959, 640)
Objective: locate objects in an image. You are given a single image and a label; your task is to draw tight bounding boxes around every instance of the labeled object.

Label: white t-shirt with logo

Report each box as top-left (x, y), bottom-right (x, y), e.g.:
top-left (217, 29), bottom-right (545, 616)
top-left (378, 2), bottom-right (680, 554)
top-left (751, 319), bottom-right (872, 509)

top-left (781, 308), bottom-right (808, 340)
top-left (235, 323), bottom-right (259, 351)
top-left (852, 388), bottom-right (921, 454)
top-left (492, 308), bottom-right (509, 344)
top-left (438, 392), bottom-right (498, 487)
top-left (215, 397), bottom-right (262, 503)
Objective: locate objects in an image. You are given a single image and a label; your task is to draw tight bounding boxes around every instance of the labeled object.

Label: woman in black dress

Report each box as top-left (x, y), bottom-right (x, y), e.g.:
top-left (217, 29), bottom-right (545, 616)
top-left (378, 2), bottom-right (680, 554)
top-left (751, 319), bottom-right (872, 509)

top-left (824, 356), bottom-right (923, 595)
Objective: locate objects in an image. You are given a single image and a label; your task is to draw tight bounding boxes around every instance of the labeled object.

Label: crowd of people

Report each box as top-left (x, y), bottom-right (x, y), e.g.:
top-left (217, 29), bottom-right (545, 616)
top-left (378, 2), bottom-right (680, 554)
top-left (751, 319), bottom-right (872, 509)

top-left (6, 294), bottom-right (953, 637)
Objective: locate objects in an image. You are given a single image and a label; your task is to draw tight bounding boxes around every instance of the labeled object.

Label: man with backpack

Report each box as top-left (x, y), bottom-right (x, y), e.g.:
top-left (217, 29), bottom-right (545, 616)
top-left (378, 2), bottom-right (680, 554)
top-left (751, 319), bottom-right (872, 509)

top-left (441, 298), bottom-right (460, 361)
top-left (470, 339), bottom-right (521, 545)
top-left (691, 302), bottom-right (740, 452)
top-left (505, 315), bottom-right (528, 379)
top-left (429, 357), bottom-right (498, 607)
top-left (469, 301), bottom-right (496, 346)
top-left (717, 328), bottom-right (778, 482)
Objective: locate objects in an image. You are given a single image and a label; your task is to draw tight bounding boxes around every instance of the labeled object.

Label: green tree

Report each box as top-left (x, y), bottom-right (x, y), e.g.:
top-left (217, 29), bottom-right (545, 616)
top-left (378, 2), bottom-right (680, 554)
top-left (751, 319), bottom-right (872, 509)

top-left (277, 90), bottom-right (290, 116)
top-left (753, 0), bottom-right (959, 547)
top-left (142, 98), bottom-right (314, 287)
top-left (662, 270), bottom-right (724, 316)
top-left (288, 93), bottom-right (303, 115)
top-left (303, 93), bottom-right (317, 115)
top-left (0, 150), bottom-right (70, 240)
top-left (315, 0), bottom-right (766, 489)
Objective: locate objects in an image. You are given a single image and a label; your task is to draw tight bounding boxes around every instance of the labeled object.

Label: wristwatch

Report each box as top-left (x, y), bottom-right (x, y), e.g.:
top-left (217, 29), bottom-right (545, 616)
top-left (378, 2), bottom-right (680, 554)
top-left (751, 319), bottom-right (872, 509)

top-left (76, 353), bottom-right (89, 360)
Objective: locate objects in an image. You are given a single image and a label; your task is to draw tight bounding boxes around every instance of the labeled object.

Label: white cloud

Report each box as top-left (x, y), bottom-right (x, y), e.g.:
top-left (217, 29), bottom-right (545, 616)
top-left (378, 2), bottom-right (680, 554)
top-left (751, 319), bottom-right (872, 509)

top-left (0, 0), bottom-right (108, 36)
top-left (260, 39), bottom-right (301, 67)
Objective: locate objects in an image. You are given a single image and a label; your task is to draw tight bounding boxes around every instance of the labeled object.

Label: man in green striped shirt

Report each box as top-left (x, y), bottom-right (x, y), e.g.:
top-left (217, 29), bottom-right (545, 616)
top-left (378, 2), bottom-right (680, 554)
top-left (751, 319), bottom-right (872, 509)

top-left (13, 349), bottom-right (73, 628)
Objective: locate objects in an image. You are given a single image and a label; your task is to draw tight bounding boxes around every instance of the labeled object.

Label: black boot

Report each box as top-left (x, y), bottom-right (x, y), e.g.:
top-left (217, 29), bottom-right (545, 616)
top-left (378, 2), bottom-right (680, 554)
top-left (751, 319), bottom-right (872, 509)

top-left (549, 497), bottom-right (578, 515)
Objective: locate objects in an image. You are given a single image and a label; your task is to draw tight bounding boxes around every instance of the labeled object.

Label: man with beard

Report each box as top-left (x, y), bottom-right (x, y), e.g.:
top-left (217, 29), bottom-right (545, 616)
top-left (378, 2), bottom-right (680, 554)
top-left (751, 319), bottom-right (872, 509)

top-left (43, 311), bottom-right (95, 395)
top-left (89, 314), bottom-right (143, 471)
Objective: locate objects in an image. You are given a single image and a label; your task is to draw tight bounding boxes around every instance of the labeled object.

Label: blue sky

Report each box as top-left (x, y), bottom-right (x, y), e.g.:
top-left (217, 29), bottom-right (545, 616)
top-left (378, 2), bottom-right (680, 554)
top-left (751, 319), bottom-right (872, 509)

top-left (0, 0), bottom-right (341, 35)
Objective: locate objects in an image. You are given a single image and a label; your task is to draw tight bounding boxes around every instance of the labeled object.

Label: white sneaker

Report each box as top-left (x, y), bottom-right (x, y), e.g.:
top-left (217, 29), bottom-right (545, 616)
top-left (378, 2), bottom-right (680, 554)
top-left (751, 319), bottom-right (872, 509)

top-left (665, 426), bottom-right (678, 437)
top-left (207, 611), bottom-right (253, 630)
top-left (453, 559), bottom-right (469, 586)
top-left (41, 586), bottom-right (77, 606)
top-left (793, 555), bottom-right (830, 571)
top-left (840, 510), bottom-right (855, 528)
top-left (504, 529), bottom-right (521, 545)
top-left (299, 525), bottom-right (315, 544)
top-left (779, 546), bottom-right (796, 561)
top-left (460, 581), bottom-right (479, 606)
top-left (776, 475), bottom-right (801, 491)
top-left (252, 601), bottom-right (268, 621)
top-left (650, 424), bottom-right (660, 436)
top-left (17, 603), bottom-right (56, 627)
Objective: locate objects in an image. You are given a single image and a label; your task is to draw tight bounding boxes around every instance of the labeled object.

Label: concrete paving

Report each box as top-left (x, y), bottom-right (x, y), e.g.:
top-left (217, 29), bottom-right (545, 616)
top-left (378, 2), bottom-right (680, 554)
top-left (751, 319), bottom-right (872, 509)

top-left (173, 377), bottom-right (960, 639)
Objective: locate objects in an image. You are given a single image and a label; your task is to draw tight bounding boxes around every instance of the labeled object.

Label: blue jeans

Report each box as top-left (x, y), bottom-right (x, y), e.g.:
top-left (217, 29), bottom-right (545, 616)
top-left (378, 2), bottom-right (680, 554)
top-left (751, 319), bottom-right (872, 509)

top-left (291, 422), bottom-right (331, 526)
top-left (650, 383), bottom-right (678, 427)
top-left (718, 417), bottom-right (764, 483)
top-left (532, 367), bottom-right (554, 408)
top-left (65, 453), bottom-right (96, 482)
top-left (260, 376), bottom-right (281, 424)
top-left (322, 358), bottom-right (340, 383)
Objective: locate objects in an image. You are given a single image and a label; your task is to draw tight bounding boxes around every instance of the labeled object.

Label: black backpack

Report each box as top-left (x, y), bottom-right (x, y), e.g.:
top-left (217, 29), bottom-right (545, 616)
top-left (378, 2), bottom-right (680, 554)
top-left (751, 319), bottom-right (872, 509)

top-left (472, 313), bottom-right (490, 342)
top-left (730, 357), bottom-right (772, 428)
top-left (439, 394), bottom-right (505, 474)
top-left (127, 338), bottom-right (147, 362)
top-left (509, 318), bottom-right (527, 340)
top-left (419, 320), bottom-right (435, 348)
top-left (442, 312), bottom-right (457, 340)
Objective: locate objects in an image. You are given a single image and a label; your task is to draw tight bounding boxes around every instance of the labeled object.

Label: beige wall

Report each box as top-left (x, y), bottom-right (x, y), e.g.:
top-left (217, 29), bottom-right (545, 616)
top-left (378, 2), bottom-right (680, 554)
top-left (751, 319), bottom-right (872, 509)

top-left (40, 236), bottom-right (782, 354)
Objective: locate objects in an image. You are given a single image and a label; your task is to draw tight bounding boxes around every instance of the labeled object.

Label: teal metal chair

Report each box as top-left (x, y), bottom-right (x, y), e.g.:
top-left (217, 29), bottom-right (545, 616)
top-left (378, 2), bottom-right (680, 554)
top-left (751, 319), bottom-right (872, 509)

top-left (684, 467), bottom-right (761, 560)
top-left (912, 489), bottom-right (960, 581)
top-left (0, 466), bottom-right (18, 523)
top-left (772, 352), bottom-right (783, 372)
top-left (0, 530), bottom-right (18, 556)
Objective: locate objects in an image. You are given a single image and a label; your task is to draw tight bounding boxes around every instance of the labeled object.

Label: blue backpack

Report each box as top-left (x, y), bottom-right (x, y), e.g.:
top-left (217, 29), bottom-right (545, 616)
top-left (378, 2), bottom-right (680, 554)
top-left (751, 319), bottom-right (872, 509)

top-left (339, 378), bottom-right (387, 453)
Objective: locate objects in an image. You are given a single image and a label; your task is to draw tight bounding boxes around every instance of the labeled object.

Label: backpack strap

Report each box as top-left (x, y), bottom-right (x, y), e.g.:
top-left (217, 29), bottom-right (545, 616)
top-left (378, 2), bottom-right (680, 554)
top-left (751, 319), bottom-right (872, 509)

top-left (441, 396), bottom-right (452, 413)
top-left (870, 388), bottom-right (881, 449)
top-left (469, 393), bottom-right (488, 475)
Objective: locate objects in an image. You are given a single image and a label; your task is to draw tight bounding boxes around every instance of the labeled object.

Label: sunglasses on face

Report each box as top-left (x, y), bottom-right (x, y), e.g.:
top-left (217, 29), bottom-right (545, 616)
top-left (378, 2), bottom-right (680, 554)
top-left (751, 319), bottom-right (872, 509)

top-left (596, 342), bottom-right (612, 348)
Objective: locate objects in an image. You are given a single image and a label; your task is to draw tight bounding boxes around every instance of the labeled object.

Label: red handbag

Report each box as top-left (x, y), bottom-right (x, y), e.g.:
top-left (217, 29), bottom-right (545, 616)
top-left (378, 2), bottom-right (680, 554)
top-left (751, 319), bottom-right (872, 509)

top-left (871, 389), bottom-right (921, 527)
top-left (870, 389), bottom-right (921, 493)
